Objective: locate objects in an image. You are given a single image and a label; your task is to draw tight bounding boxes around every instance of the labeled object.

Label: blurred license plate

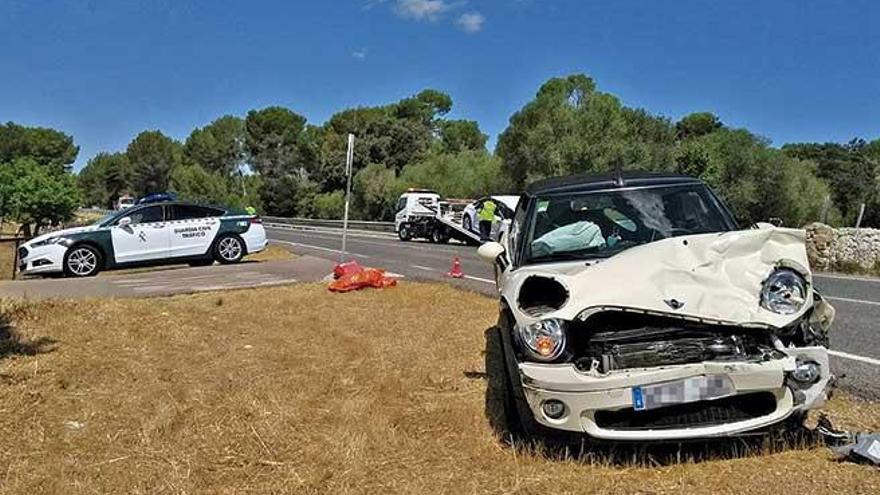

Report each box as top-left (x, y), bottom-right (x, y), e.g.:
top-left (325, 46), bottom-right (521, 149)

top-left (632, 375), bottom-right (735, 411)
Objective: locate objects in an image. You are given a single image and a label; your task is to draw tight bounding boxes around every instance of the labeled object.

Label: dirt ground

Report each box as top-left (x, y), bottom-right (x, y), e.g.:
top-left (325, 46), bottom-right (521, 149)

top-left (0, 283), bottom-right (877, 494)
top-left (0, 242), bottom-right (14, 281)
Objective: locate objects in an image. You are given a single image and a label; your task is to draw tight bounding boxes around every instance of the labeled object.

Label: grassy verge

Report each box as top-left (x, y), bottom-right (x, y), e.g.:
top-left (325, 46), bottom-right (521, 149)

top-left (0, 283), bottom-right (877, 494)
top-left (0, 242), bottom-right (14, 280)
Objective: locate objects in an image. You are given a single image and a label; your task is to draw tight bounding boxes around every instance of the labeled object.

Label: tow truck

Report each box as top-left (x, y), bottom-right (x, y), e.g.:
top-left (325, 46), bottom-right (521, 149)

top-left (393, 189), bottom-right (482, 245)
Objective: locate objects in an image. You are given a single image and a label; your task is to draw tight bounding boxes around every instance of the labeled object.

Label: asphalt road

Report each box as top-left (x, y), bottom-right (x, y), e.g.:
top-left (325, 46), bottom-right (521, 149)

top-left (266, 226), bottom-right (880, 401)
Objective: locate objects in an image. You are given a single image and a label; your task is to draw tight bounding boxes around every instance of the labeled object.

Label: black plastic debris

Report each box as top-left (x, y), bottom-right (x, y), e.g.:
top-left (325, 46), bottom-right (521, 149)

top-left (816, 414), bottom-right (880, 467)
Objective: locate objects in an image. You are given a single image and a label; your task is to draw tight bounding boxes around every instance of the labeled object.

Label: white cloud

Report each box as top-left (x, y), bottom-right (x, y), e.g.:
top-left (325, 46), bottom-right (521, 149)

top-left (352, 48), bottom-right (368, 61)
top-left (455, 12), bottom-right (484, 33)
top-left (394, 0), bottom-right (449, 21)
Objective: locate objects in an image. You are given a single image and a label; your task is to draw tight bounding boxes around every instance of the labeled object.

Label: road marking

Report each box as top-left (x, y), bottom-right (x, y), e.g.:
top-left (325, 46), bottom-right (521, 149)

top-left (825, 296), bottom-right (880, 307)
top-left (829, 350), bottom-right (880, 366)
top-left (815, 273), bottom-right (880, 284)
top-left (464, 275), bottom-right (495, 284)
top-left (411, 265), bottom-right (436, 271)
top-left (270, 239), bottom-right (370, 259)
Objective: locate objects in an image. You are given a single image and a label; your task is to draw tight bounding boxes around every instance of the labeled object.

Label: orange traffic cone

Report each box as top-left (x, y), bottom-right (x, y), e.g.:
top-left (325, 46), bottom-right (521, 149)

top-left (447, 255), bottom-right (465, 278)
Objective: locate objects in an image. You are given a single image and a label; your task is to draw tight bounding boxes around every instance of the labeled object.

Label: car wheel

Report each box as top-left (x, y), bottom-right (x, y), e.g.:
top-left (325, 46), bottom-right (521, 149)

top-left (431, 228), bottom-right (449, 244)
top-left (213, 235), bottom-right (245, 264)
top-left (63, 245), bottom-right (102, 277)
top-left (398, 224), bottom-right (412, 241)
top-left (462, 215), bottom-right (472, 233)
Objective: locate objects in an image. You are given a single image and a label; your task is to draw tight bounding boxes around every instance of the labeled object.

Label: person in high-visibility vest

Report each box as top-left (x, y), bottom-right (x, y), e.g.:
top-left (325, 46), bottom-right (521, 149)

top-left (477, 198), bottom-right (497, 242)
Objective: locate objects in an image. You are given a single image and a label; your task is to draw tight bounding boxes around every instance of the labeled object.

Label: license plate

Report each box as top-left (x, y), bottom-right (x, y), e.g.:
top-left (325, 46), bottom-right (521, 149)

top-left (632, 375), bottom-right (735, 411)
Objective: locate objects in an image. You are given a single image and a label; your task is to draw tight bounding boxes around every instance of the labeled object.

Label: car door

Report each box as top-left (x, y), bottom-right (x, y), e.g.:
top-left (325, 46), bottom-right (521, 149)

top-left (109, 205), bottom-right (171, 263)
top-left (168, 204), bottom-right (223, 258)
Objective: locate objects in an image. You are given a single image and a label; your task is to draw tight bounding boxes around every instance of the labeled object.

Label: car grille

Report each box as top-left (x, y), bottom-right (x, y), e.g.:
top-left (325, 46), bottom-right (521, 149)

top-left (17, 246), bottom-right (28, 260)
top-left (593, 392), bottom-right (777, 431)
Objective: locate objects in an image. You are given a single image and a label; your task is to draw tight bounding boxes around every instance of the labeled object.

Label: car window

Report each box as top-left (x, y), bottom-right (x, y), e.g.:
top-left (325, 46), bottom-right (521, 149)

top-left (118, 205), bottom-right (164, 225)
top-left (396, 197), bottom-right (406, 212)
top-left (509, 200), bottom-right (527, 265)
top-left (171, 204), bottom-right (223, 220)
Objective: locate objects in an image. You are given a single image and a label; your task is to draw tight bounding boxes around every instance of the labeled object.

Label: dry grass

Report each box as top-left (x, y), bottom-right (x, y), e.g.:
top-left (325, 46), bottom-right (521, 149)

top-left (0, 283), bottom-right (877, 494)
top-left (245, 243), bottom-right (295, 262)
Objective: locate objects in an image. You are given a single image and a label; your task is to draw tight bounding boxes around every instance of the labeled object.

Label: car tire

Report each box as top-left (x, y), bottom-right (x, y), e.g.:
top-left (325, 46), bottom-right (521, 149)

top-left (213, 234), bottom-right (245, 264)
top-left (63, 245), bottom-right (102, 278)
top-left (462, 215), bottom-right (472, 233)
top-left (398, 224), bottom-right (412, 242)
top-left (494, 310), bottom-right (566, 444)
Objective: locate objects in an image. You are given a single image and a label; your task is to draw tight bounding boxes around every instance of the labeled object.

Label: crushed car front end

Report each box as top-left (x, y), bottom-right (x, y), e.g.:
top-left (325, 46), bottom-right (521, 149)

top-left (499, 228), bottom-right (835, 441)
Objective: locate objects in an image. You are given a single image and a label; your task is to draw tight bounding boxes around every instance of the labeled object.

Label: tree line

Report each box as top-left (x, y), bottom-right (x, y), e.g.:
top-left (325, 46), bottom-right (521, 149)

top-left (2, 73), bottom-right (879, 236)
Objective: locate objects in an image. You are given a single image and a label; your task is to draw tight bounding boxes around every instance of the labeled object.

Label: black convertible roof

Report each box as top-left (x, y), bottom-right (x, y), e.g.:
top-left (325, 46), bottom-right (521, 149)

top-left (525, 171), bottom-right (704, 196)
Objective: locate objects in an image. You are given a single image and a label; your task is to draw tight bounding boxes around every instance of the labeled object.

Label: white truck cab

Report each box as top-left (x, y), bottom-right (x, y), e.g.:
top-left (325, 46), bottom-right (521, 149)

top-left (394, 189), bottom-right (443, 242)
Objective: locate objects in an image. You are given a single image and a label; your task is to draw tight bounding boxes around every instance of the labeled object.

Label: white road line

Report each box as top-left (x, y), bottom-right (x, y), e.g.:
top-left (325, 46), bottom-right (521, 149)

top-left (829, 350), bottom-right (880, 366)
top-left (825, 296), bottom-right (880, 307)
top-left (815, 273), bottom-right (880, 284)
top-left (463, 275), bottom-right (495, 284)
top-left (270, 239), bottom-right (370, 259)
top-left (410, 265), bottom-right (436, 271)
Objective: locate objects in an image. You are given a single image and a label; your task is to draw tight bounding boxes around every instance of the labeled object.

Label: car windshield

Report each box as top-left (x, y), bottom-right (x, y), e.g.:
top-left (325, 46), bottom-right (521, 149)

top-left (523, 184), bottom-right (733, 264)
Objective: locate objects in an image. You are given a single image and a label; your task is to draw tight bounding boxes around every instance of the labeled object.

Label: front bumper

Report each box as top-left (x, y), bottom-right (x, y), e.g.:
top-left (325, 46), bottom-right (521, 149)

top-left (17, 244), bottom-right (66, 275)
top-left (518, 347), bottom-right (830, 441)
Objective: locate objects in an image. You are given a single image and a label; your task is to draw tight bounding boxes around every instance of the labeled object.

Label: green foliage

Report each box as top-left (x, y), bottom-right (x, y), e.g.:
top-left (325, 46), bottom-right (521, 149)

top-left (438, 120), bottom-right (488, 153)
top-left (126, 130), bottom-right (182, 196)
top-left (184, 115), bottom-right (246, 176)
top-left (169, 163), bottom-right (232, 206)
top-left (353, 163), bottom-right (399, 221)
top-left (77, 152), bottom-right (132, 208)
top-left (496, 74), bottom-right (675, 188)
top-left (676, 112), bottom-right (724, 139)
top-left (313, 190), bottom-right (345, 219)
top-left (681, 128), bottom-right (830, 226)
top-left (0, 122), bottom-right (79, 173)
top-left (399, 150), bottom-right (510, 198)
top-left (782, 139), bottom-right (879, 226)
top-left (0, 158), bottom-right (80, 236)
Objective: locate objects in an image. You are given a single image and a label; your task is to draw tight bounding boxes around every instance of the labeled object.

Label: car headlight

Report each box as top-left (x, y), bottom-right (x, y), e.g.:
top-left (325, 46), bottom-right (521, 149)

top-left (517, 318), bottom-right (567, 361)
top-left (30, 237), bottom-right (73, 248)
top-left (760, 268), bottom-right (807, 315)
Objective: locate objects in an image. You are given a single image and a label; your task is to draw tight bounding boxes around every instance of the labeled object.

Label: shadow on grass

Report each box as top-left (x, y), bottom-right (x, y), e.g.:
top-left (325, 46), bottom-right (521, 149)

top-left (480, 326), bottom-right (818, 467)
top-left (0, 312), bottom-right (56, 360)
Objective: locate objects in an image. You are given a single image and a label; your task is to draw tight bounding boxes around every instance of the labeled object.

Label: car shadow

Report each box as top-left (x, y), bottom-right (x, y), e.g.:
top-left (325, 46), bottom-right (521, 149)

top-left (0, 311), bottom-right (56, 360)
top-left (478, 326), bottom-right (818, 466)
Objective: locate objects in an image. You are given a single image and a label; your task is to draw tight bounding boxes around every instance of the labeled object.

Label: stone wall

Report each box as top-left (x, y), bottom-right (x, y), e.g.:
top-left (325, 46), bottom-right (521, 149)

top-left (805, 223), bottom-right (880, 272)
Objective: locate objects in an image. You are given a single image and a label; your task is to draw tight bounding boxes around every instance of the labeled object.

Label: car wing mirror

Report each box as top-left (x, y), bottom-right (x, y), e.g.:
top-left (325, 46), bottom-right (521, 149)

top-left (117, 217), bottom-right (132, 227)
top-left (478, 241), bottom-right (506, 265)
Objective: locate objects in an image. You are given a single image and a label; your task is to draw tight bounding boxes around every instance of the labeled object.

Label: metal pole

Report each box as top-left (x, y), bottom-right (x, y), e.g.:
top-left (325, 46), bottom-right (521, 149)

top-left (854, 203), bottom-right (866, 229)
top-left (340, 133), bottom-right (354, 263)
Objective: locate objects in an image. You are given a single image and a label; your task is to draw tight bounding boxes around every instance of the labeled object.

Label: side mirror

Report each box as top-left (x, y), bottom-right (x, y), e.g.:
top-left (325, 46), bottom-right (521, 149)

top-left (477, 241), bottom-right (506, 265)
top-left (117, 217), bottom-right (132, 227)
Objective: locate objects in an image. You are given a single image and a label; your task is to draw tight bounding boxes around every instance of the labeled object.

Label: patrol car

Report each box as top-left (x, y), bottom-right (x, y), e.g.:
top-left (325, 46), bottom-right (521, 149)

top-left (18, 201), bottom-right (267, 277)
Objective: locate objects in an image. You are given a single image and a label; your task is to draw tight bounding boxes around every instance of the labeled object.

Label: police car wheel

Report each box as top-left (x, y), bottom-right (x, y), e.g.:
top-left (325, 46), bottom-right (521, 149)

top-left (213, 235), bottom-right (245, 264)
top-left (63, 245), bottom-right (102, 277)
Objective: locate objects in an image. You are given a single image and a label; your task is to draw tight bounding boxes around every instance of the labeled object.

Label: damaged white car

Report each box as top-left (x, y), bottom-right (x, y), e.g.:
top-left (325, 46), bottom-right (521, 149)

top-left (479, 172), bottom-right (835, 442)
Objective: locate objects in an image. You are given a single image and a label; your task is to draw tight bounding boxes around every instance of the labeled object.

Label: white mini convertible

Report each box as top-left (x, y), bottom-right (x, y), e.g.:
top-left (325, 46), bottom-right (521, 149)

top-left (478, 172), bottom-right (834, 442)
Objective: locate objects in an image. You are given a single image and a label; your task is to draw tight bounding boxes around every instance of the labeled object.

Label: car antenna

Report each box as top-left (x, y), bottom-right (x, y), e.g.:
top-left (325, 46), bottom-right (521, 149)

top-left (613, 160), bottom-right (626, 187)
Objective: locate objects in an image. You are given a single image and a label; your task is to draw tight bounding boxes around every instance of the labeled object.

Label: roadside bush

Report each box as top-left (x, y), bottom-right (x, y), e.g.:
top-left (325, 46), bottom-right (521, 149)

top-left (398, 150), bottom-right (512, 198)
top-left (313, 190), bottom-right (345, 219)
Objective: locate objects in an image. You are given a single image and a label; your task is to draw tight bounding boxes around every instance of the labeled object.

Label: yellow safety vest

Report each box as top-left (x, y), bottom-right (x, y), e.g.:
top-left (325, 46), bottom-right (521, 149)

top-left (478, 200), bottom-right (496, 222)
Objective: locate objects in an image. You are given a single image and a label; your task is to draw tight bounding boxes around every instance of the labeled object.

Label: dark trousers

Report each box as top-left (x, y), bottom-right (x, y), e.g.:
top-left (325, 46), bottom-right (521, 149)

top-left (479, 220), bottom-right (492, 242)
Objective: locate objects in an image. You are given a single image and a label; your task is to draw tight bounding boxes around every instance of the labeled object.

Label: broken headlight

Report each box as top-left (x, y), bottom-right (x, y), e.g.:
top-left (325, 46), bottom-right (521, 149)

top-left (760, 269), bottom-right (807, 315)
top-left (517, 318), bottom-right (567, 361)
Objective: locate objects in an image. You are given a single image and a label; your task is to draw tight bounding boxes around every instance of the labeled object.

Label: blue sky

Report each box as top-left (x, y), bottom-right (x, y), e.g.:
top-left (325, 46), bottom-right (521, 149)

top-left (2, 0), bottom-right (878, 170)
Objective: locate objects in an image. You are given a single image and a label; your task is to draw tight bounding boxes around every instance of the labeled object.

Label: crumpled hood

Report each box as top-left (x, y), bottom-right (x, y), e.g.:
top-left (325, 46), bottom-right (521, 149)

top-left (507, 228), bottom-right (812, 328)
top-left (26, 225), bottom-right (100, 246)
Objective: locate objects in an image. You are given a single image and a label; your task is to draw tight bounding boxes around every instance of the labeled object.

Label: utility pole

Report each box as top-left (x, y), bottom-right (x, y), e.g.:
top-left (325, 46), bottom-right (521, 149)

top-left (340, 133), bottom-right (354, 263)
